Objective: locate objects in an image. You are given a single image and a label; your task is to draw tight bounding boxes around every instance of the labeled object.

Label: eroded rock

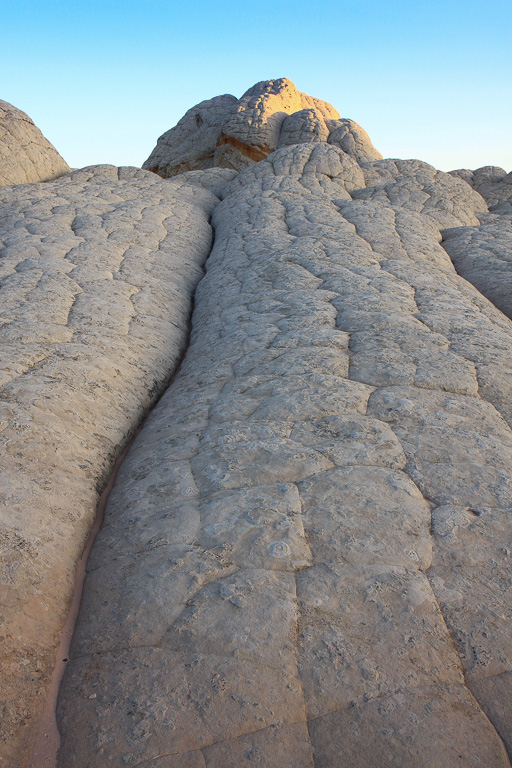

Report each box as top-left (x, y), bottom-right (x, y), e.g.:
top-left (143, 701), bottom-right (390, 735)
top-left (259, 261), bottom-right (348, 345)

top-left (2, 79), bottom-right (511, 768)
top-left (0, 100), bottom-right (69, 186)
top-left (143, 77), bottom-right (381, 176)
top-left (0, 164), bottom-right (225, 766)
top-left (143, 95), bottom-right (239, 178)
top-left (57, 143), bottom-right (512, 767)
top-left (442, 183), bottom-right (512, 319)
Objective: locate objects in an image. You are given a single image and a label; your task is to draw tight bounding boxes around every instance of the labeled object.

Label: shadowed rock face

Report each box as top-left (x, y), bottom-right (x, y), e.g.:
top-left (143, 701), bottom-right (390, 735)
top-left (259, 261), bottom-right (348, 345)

top-left (143, 77), bottom-right (382, 176)
top-left (142, 94), bottom-right (240, 178)
top-left (1, 83), bottom-right (512, 768)
top-left (442, 166), bottom-right (512, 319)
top-left (0, 100), bottom-right (70, 186)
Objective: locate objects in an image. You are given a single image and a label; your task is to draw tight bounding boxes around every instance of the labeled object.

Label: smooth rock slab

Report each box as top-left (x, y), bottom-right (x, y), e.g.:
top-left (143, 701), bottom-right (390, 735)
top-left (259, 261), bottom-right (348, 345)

top-left (57, 647), bottom-right (305, 767)
top-left (298, 466), bottom-right (431, 568)
top-left (308, 685), bottom-right (511, 768)
top-left (469, 672), bottom-right (512, 761)
top-left (297, 563), bottom-right (462, 718)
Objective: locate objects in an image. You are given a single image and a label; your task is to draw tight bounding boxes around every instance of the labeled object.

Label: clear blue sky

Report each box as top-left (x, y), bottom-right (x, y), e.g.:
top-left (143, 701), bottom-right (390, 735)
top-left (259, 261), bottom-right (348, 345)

top-left (2, 0), bottom-right (511, 172)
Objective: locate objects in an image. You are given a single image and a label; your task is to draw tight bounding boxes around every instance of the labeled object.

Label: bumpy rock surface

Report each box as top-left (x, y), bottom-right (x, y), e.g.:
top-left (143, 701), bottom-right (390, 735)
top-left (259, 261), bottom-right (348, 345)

top-left (0, 165), bottom-right (223, 766)
top-left (0, 100), bottom-right (70, 187)
top-left (442, 166), bottom-right (512, 318)
top-left (451, 165), bottom-right (512, 210)
top-left (57, 144), bottom-right (512, 767)
top-left (143, 78), bottom-right (381, 177)
top-left (142, 95), bottom-right (239, 178)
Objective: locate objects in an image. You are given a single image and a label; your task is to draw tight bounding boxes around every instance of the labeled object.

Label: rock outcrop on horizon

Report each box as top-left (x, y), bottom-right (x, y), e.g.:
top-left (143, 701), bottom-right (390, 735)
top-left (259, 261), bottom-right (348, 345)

top-left (142, 78), bottom-right (382, 178)
top-left (1, 81), bottom-right (511, 768)
top-left (0, 100), bottom-right (70, 187)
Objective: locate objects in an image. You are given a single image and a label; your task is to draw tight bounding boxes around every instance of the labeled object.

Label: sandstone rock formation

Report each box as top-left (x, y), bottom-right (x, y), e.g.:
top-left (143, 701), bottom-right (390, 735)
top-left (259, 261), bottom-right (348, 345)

top-left (1, 82), bottom-right (512, 768)
top-left (442, 166), bottom-right (512, 318)
top-left (142, 95), bottom-right (239, 178)
top-left (451, 165), bottom-right (512, 210)
top-left (0, 100), bottom-right (70, 186)
top-left (57, 144), bottom-right (512, 766)
top-left (0, 164), bottom-right (223, 766)
top-left (143, 78), bottom-right (381, 177)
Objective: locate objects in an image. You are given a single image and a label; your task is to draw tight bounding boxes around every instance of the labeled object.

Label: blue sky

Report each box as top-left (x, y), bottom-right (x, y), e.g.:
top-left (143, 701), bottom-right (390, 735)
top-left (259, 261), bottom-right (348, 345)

top-left (2, 0), bottom-right (511, 172)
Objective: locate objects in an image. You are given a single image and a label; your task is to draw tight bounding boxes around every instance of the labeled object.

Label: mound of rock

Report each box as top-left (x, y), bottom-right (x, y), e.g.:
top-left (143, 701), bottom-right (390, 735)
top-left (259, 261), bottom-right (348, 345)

top-left (0, 100), bottom-right (70, 186)
top-left (1, 82), bottom-right (512, 768)
top-left (450, 165), bottom-right (512, 210)
top-left (143, 78), bottom-right (382, 177)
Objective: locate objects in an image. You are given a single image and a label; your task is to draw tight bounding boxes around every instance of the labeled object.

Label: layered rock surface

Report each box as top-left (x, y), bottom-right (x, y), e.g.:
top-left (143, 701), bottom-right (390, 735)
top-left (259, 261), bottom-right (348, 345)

top-left (143, 78), bottom-right (381, 177)
top-left (1, 82), bottom-right (511, 768)
top-left (0, 164), bottom-right (222, 766)
top-left (0, 100), bottom-right (70, 187)
top-left (57, 144), bottom-right (512, 766)
top-left (443, 166), bottom-right (512, 318)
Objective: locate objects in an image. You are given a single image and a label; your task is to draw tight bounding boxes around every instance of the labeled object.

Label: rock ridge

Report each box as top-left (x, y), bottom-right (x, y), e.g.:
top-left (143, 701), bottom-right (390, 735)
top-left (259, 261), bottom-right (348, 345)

top-left (0, 163), bottom-right (224, 767)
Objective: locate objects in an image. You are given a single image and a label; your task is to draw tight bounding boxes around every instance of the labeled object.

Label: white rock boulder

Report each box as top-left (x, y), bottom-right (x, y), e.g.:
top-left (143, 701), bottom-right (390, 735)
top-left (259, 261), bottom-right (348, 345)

top-left (0, 100), bottom-right (69, 186)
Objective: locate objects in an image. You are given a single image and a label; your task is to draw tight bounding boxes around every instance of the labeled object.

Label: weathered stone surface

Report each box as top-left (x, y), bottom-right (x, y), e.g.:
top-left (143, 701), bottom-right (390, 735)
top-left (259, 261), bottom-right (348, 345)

top-left (308, 685), bottom-right (510, 767)
top-left (327, 117), bottom-right (382, 162)
top-left (470, 672), bottom-right (512, 760)
top-left (142, 95), bottom-right (239, 178)
top-left (0, 165), bottom-right (224, 766)
top-left (450, 165), bottom-right (512, 210)
top-left (278, 108), bottom-right (330, 147)
top-left (442, 209), bottom-right (512, 320)
top-left (215, 78), bottom-right (311, 169)
top-left (143, 78), bottom-right (381, 177)
top-left (57, 142), bottom-right (512, 767)
top-left (202, 723), bottom-right (314, 768)
top-left (439, 165), bottom-right (512, 322)
top-left (0, 99), bottom-right (69, 186)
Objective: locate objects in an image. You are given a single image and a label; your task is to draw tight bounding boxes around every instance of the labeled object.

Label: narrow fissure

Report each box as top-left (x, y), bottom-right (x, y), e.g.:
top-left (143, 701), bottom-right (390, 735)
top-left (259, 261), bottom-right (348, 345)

top-left (27, 211), bottom-right (219, 768)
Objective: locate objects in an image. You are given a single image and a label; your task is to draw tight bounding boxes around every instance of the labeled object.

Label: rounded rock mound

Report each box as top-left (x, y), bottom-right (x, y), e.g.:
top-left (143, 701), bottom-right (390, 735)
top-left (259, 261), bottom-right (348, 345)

top-left (0, 99), bottom-right (70, 187)
top-left (143, 77), bottom-right (382, 177)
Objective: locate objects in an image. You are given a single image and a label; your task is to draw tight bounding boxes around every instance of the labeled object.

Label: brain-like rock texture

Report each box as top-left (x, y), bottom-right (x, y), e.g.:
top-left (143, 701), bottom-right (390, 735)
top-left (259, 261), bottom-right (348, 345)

top-left (441, 167), bottom-right (512, 319)
top-left (451, 165), bottom-right (512, 210)
top-left (57, 143), bottom-right (512, 767)
top-left (0, 100), bottom-right (70, 186)
top-left (1, 82), bottom-right (512, 768)
top-left (0, 164), bottom-right (226, 766)
top-left (143, 78), bottom-right (382, 177)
